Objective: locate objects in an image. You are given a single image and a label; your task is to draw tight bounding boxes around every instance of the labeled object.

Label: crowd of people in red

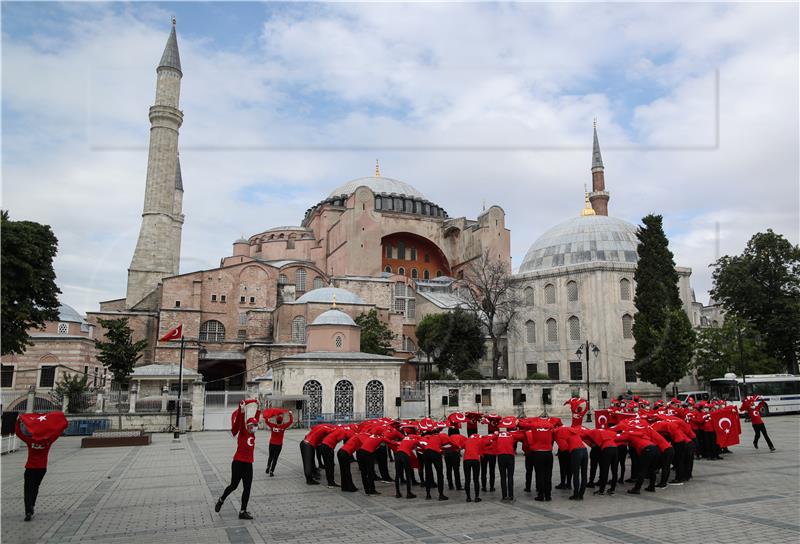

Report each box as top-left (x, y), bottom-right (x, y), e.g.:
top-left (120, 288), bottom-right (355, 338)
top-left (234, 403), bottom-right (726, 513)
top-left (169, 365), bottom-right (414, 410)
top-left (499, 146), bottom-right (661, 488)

top-left (13, 393), bottom-right (775, 522)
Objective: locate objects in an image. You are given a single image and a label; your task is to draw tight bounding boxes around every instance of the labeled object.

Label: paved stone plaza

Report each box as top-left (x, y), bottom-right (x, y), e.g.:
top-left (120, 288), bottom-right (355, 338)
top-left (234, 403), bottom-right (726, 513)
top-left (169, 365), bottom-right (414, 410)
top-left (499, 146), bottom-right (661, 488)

top-left (2, 416), bottom-right (799, 544)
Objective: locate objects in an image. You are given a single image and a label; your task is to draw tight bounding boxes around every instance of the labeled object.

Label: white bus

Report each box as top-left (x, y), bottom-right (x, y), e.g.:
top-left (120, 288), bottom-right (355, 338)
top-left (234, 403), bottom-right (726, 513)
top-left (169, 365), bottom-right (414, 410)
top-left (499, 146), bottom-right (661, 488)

top-left (708, 373), bottom-right (800, 415)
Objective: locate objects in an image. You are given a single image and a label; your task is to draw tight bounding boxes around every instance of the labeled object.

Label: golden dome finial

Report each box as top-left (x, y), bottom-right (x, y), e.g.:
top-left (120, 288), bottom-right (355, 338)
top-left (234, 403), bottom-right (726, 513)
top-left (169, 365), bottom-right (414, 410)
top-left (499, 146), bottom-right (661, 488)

top-left (581, 183), bottom-right (596, 216)
top-left (375, 159), bottom-right (381, 177)
top-left (332, 294), bottom-right (337, 308)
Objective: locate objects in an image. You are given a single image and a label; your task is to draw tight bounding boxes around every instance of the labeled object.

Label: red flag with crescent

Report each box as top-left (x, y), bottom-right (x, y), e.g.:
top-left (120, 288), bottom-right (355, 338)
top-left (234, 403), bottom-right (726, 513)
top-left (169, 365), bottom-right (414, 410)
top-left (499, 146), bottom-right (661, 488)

top-left (710, 409), bottom-right (740, 448)
top-left (159, 324), bottom-right (183, 342)
top-left (19, 412), bottom-right (68, 441)
top-left (594, 409), bottom-right (610, 429)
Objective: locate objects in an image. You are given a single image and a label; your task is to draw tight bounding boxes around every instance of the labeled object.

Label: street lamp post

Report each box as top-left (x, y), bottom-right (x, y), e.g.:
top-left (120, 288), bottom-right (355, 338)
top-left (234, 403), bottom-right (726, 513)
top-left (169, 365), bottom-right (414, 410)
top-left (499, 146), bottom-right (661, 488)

top-left (576, 341), bottom-right (600, 423)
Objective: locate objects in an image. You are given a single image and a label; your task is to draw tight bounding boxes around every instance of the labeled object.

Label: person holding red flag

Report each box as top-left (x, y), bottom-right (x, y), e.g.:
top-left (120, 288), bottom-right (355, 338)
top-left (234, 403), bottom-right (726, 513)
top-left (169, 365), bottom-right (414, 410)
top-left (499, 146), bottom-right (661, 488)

top-left (741, 396), bottom-right (775, 451)
top-left (710, 405), bottom-right (740, 452)
top-left (564, 397), bottom-right (589, 427)
top-left (264, 409), bottom-right (293, 476)
top-left (15, 411), bottom-right (68, 521)
top-left (215, 399), bottom-right (260, 519)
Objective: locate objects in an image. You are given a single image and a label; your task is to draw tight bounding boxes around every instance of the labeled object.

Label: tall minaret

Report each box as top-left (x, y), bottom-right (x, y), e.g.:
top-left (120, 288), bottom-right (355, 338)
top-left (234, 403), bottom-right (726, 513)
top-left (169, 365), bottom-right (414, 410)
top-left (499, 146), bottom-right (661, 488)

top-left (588, 120), bottom-right (610, 216)
top-left (126, 20), bottom-right (185, 308)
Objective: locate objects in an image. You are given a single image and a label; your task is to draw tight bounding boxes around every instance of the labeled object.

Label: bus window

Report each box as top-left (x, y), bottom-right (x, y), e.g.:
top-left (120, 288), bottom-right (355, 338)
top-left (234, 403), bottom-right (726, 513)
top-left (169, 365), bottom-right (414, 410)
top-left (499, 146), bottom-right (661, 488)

top-left (709, 381), bottom-right (740, 402)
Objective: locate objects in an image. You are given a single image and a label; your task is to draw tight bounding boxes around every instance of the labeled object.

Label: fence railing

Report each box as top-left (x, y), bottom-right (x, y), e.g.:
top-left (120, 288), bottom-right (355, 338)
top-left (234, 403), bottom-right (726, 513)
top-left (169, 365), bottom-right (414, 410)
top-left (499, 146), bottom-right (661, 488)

top-left (205, 391), bottom-right (247, 409)
top-left (400, 382), bottom-right (426, 401)
top-left (1, 390), bottom-right (27, 411)
top-left (301, 412), bottom-right (367, 428)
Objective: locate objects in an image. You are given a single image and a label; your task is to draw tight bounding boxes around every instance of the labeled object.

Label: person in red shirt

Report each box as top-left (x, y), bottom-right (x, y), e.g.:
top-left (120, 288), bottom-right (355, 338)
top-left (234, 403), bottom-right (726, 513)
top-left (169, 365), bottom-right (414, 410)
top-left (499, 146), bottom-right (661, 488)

top-left (564, 397), bottom-right (589, 427)
top-left (216, 399), bottom-right (260, 519)
top-left (521, 419), bottom-right (555, 501)
top-left (356, 432), bottom-right (387, 495)
top-left (264, 410), bottom-right (293, 476)
top-left (493, 428), bottom-right (525, 501)
top-left (450, 433), bottom-right (492, 502)
top-left (646, 426), bottom-right (674, 488)
top-left (652, 419), bottom-right (690, 483)
top-left (741, 396), bottom-right (775, 451)
top-left (300, 423), bottom-right (334, 485)
top-left (444, 424), bottom-right (463, 491)
top-left (15, 412), bottom-right (68, 521)
top-left (553, 425), bottom-right (573, 491)
top-left (390, 432), bottom-right (421, 499)
top-left (420, 431), bottom-right (451, 500)
top-left (617, 426), bottom-right (658, 494)
top-left (480, 415), bottom-right (499, 493)
top-left (319, 426), bottom-right (352, 487)
top-left (584, 428), bottom-right (619, 495)
top-left (337, 433), bottom-right (362, 492)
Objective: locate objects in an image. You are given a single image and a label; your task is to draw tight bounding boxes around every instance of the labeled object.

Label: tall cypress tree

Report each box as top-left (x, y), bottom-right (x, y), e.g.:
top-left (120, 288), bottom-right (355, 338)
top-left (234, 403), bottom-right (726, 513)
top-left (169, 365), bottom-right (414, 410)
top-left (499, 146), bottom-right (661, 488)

top-left (632, 214), bottom-right (694, 398)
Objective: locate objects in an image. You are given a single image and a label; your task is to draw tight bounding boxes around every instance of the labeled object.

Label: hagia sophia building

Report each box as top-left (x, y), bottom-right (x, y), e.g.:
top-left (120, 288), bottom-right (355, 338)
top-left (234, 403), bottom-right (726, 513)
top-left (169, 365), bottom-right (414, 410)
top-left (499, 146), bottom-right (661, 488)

top-left (3, 23), bottom-right (722, 424)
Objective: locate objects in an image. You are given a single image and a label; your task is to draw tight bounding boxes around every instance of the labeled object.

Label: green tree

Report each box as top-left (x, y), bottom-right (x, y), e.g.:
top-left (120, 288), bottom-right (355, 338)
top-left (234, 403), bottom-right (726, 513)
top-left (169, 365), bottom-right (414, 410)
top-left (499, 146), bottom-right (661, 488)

top-left (1, 210), bottom-right (61, 355)
top-left (694, 316), bottom-right (781, 381)
top-left (632, 214), bottom-right (694, 398)
top-left (53, 372), bottom-right (90, 414)
top-left (355, 309), bottom-right (395, 355)
top-left (710, 230), bottom-right (800, 374)
top-left (95, 318), bottom-right (148, 428)
top-left (416, 311), bottom-right (485, 377)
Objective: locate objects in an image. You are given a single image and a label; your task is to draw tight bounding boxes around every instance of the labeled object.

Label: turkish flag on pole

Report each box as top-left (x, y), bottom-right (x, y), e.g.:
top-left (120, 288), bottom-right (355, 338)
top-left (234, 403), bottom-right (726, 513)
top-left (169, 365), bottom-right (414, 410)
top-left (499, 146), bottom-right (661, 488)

top-left (711, 409), bottom-right (740, 448)
top-left (159, 324), bottom-right (182, 342)
top-left (19, 412), bottom-right (68, 441)
top-left (594, 410), bottom-right (610, 429)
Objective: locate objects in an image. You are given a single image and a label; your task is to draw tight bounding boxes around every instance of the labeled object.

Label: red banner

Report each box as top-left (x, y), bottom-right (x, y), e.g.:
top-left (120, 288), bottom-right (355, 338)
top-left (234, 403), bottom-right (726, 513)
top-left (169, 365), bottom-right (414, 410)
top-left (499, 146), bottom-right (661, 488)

top-left (19, 412), bottom-right (68, 441)
top-left (711, 408), bottom-right (740, 448)
top-left (594, 410), bottom-right (610, 429)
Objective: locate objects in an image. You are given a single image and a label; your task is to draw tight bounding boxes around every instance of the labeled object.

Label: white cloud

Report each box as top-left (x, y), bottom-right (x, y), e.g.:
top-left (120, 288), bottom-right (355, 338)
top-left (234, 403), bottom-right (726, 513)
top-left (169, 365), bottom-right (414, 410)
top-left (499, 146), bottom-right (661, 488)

top-left (2, 2), bottom-right (797, 315)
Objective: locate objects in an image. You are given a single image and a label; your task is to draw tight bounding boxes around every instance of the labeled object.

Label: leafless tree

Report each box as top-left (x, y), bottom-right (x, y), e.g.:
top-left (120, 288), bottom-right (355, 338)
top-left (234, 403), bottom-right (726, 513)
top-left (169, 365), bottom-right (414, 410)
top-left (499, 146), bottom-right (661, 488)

top-left (458, 250), bottom-right (519, 379)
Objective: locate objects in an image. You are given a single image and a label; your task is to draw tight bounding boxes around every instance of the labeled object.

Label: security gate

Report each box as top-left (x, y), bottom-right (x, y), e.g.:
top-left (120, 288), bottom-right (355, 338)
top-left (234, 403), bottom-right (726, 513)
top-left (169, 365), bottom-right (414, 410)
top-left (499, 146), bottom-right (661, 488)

top-left (203, 391), bottom-right (247, 430)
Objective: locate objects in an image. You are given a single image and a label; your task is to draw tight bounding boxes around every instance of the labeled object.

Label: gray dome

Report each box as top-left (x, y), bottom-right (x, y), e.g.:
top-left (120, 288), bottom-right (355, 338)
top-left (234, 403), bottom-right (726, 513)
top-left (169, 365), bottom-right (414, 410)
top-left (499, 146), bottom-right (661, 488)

top-left (312, 309), bottom-right (358, 327)
top-left (519, 215), bottom-right (639, 273)
top-left (295, 287), bottom-right (366, 305)
top-left (328, 176), bottom-right (427, 200)
top-left (58, 304), bottom-right (87, 324)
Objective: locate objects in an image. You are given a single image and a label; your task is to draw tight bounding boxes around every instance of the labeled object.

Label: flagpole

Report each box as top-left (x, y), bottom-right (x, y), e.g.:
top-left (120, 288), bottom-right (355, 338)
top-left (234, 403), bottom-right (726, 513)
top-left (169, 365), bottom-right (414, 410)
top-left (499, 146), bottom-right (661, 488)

top-left (174, 335), bottom-right (184, 439)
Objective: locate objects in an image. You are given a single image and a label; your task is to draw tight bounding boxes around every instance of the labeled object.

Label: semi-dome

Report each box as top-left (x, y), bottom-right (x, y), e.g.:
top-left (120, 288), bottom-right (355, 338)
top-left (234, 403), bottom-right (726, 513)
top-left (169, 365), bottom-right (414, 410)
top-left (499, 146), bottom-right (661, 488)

top-left (519, 215), bottom-right (639, 273)
top-left (295, 287), bottom-right (366, 305)
top-left (328, 176), bottom-right (427, 200)
top-left (311, 309), bottom-right (358, 327)
top-left (58, 303), bottom-right (87, 324)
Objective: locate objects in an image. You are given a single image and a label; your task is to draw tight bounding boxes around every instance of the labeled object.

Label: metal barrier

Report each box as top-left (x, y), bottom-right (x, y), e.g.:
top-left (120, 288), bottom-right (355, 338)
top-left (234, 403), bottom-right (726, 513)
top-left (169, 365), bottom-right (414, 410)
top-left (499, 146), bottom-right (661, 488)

top-left (400, 381), bottom-right (426, 401)
top-left (64, 419), bottom-right (111, 436)
top-left (301, 412), bottom-right (367, 428)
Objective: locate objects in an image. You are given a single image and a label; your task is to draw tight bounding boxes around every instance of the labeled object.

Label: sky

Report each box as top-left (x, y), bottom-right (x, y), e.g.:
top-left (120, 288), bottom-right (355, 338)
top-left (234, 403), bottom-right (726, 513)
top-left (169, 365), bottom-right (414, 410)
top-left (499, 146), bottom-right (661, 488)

top-left (2, 1), bottom-right (798, 316)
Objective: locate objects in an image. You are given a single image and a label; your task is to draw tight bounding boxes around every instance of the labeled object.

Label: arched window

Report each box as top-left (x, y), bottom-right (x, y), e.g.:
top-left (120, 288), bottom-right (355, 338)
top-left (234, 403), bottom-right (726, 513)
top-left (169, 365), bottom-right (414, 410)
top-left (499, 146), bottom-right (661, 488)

top-left (303, 380), bottom-right (322, 419)
top-left (568, 315), bottom-right (581, 341)
top-left (199, 320), bottom-right (225, 342)
top-left (567, 281), bottom-right (578, 302)
top-left (295, 268), bottom-right (307, 292)
top-left (436, 270), bottom-right (442, 278)
top-left (335, 335), bottom-right (343, 349)
top-left (423, 270), bottom-right (430, 280)
top-left (525, 320), bottom-right (536, 344)
top-left (334, 380), bottom-right (354, 418)
top-left (384, 265), bottom-right (392, 273)
top-left (620, 278), bottom-right (631, 301)
top-left (278, 274), bottom-right (288, 285)
top-left (313, 277), bottom-right (325, 290)
top-left (287, 235), bottom-right (295, 249)
top-left (411, 268), bottom-right (418, 279)
top-left (544, 283), bottom-right (556, 304)
top-left (546, 318), bottom-right (558, 343)
top-left (700, 316), bottom-right (709, 327)
top-left (365, 380), bottom-right (384, 418)
top-left (375, 196), bottom-right (382, 210)
top-left (524, 287), bottom-right (534, 306)
top-left (398, 267), bottom-right (405, 276)
top-left (292, 316), bottom-right (306, 343)
top-left (622, 314), bottom-right (633, 339)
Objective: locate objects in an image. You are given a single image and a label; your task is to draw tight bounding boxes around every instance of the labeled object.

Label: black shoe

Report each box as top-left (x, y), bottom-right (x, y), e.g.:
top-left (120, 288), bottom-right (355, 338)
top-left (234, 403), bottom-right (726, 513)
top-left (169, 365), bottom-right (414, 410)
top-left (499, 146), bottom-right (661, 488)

top-left (439, 495), bottom-right (449, 501)
top-left (770, 447), bottom-right (776, 452)
top-left (475, 497), bottom-right (482, 503)
top-left (593, 490), bottom-right (604, 495)
top-left (407, 492), bottom-right (416, 499)
top-left (554, 483), bottom-right (567, 490)
top-left (586, 482), bottom-right (596, 488)
top-left (508, 496), bottom-right (515, 502)
top-left (524, 487), bottom-right (531, 493)
top-left (627, 489), bottom-right (640, 495)
top-left (466, 497), bottom-right (473, 502)
top-left (239, 511), bottom-right (253, 520)
top-left (568, 494), bottom-right (579, 500)
top-left (395, 493), bottom-right (403, 498)
top-left (607, 490), bottom-right (615, 495)
top-left (448, 484), bottom-right (454, 490)
top-left (456, 486), bottom-right (463, 491)
top-left (490, 487), bottom-right (495, 492)
top-left (625, 478), bottom-right (636, 483)
top-left (656, 483), bottom-right (667, 488)
top-left (481, 487), bottom-right (487, 492)
top-left (269, 472), bottom-right (274, 477)
top-left (545, 496), bottom-right (551, 501)
top-left (669, 479), bottom-right (682, 484)
top-left (426, 495), bottom-right (432, 500)
top-left (644, 486), bottom-right (656, 492)
top-left (24, 513), bottom-right (32, 522)
top-left (617, 478), bottom-right (625, 484)
top-left (306, 480), bottom-right (319, 485)
top-left (753, 441), bottom-right (758, 449)
top-left (215, 499), bottom-right (223, 512)
top-left (534, 495), bottom-right (544, 501)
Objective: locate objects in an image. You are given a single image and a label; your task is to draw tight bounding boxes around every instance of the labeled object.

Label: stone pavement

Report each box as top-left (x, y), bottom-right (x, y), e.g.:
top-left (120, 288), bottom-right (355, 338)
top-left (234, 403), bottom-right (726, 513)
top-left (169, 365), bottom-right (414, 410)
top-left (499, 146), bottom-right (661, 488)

top-left (2, 416), bottom-right (799, 544)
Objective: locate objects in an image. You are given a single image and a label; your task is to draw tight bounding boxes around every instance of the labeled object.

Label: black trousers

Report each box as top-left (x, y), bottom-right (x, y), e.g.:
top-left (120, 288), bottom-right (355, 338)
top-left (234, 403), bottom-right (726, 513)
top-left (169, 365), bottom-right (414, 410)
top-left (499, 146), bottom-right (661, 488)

top-left (395, 452), bottom-right (413, 496)
top-left (588, 445), bottom-right (600, 483)
top-left (424, 450), bottom-right (445, 498)
top-left (221, 460), bottom-right (253, 511)
top-left (524, 452), bottom-right (535, 491)
top-left (498, 453), bottom-right (515, 499)
top-left (300, 441), bottom-right (318, 483)
top-left (480, 454), bottom-right (496, 491)
top-left (659, 447), bottom-right (675, 486)
top-left (532, 451), bottom-right (553, 499)
top-left (753, 423), bottom-right (774, 449)
top-left (685, 440), bottom-right (695, 479)
top-left (444, 451), bottom-right (462, 490)
top-left (416, 452), bottom-right (426, 486)
top-left (570, 448), bottom-right (588, 498)
top-left (557, 450), bottom-right (572, 486)
top-left (24, 468), bottom-right (46, 515)
top-left (338, 449), bottom-right (358, 491)
top-left (376, 444), bottom-right (393, 481)
top-left (463, 459), bottom-right (480, 499)
top-left (356, 450), bottom-right (377, 494)
top-left (629, 447), bottom-right (640, 481)
top-left (319, 444), bottom-right (337, 486)
top-left (266, 443), bottom-right (282, 474)
top-left (617, 444), bottom-right (628, 483)
top-left (598, 446), bottom-right (618, 493)
top-left (634, 446), bottom-right (659, 491)
top-left (672, 441), bottom-right (686, 482)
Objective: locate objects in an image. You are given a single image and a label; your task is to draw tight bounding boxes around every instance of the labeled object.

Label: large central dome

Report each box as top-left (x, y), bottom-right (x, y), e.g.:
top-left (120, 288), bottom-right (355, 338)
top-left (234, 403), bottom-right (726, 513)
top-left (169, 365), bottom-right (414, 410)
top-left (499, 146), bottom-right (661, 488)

top-left (328, 176), bottom-right (427, 200)
top-left (519, 215), bottom-right (639, 273)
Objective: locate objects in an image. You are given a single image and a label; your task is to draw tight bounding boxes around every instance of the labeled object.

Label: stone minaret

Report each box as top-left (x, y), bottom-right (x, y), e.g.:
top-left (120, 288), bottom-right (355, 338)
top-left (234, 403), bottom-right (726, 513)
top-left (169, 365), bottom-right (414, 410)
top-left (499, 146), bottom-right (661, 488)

top-left (126, 21), bottom-right (184, 308)
top-left (588, 121), bottom-right (610, 216)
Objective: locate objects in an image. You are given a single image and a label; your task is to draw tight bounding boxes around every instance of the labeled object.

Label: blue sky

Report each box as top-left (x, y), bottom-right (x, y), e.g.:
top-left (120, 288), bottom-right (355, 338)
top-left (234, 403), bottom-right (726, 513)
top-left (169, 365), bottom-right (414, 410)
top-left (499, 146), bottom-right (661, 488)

top-left (2, 1), bottom-right (798, 314)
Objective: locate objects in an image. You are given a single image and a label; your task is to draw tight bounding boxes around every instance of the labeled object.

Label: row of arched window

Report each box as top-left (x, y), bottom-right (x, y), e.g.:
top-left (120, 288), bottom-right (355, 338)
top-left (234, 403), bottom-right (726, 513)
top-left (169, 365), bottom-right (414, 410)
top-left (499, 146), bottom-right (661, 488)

top-left (523, 278), bottom-right (632, 306)
top-left (524, 314), bottom-right (633, 344)
top-left (302, 379), bottom-right (385, 419)
top-left (276, 268), bottom-right (325, 293)
top-left (384, 266), bottom-right (443, 280)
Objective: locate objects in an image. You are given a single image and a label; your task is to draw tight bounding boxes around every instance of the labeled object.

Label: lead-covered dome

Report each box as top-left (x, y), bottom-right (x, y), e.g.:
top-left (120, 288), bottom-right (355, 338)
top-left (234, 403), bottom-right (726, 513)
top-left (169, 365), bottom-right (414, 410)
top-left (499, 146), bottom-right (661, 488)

top-left (295, 287), bottom-right (366, 305)
top-left (311, 309), bottom-right (358, 327)
top-left (519, 215), bottom-right (639, 273)
top-left (328, 176), bottom-right (427, 200)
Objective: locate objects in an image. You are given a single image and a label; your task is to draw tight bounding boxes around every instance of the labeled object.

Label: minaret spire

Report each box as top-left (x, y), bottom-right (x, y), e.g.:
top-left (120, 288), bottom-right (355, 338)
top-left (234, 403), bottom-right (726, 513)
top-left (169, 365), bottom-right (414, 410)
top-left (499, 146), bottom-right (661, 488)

top-left (374, 159), bottom-right (381, 177)
top-left (588, 120), bottom-right (609, 216)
